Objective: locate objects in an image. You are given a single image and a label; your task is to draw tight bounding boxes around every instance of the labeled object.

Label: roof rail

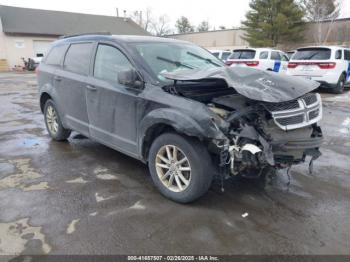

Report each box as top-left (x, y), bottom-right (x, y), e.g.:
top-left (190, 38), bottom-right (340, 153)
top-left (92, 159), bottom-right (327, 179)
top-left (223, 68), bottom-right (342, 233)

top-left (59, 32), bottom-right (111, 39)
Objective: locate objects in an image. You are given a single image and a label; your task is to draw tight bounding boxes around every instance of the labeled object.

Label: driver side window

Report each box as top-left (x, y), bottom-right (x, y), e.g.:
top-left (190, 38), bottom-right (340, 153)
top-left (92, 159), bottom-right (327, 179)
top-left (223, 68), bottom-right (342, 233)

top-left (94, 44), bottom-right (133, 84)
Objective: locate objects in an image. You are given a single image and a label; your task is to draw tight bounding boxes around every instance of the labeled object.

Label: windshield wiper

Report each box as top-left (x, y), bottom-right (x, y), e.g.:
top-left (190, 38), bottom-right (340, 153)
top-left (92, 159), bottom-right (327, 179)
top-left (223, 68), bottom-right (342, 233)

top-left (156, 56), bottom-right (195, 69)
top-left (186, 52), bottom-right (222, 67)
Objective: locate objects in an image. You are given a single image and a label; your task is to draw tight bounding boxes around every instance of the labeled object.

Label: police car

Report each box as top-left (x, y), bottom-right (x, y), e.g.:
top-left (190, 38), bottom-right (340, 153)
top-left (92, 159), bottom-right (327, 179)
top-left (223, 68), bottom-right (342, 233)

top-left (287, 46), bottom-right (350, 94)
top-left (225, 48), bottom-right (289, 74)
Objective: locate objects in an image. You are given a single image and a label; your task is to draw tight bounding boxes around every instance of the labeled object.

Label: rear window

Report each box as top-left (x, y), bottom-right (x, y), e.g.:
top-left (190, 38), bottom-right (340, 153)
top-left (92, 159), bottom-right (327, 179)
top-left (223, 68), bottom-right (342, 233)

top-left (293, 48), bottom-right (331, 60)
top-left (64, 43), bottom-right (93, 75)
top-left (45, 45), bottom-right (67, 66)
top-left (230, 50), bottom-right (256, 59)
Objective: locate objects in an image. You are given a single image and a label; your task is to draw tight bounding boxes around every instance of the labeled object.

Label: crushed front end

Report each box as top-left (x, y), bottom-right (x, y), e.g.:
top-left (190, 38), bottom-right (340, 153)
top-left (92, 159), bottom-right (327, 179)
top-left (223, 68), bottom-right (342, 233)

top-left (209, 92), bottom-right (323, 179)
top-left (161, 67), bottom-right (323, 179)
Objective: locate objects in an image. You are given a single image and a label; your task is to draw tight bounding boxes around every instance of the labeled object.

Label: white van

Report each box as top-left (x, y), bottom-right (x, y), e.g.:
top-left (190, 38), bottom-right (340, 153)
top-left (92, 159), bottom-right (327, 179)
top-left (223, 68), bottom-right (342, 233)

top-left (287, 46), bottom-right (350, 94)
top-left (225, 48), bottom-right (289, 74)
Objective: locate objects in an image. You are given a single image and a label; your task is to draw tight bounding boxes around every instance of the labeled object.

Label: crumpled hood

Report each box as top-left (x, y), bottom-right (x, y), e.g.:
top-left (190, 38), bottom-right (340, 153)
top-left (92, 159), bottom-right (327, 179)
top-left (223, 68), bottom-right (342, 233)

top-left (161, 67), bottom-right (320, 103)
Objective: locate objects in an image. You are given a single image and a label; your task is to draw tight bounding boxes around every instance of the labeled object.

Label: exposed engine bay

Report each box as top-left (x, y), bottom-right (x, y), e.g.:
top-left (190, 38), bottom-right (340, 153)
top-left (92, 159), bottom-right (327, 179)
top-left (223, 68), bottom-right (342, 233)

top-left (162, 67), bottom-right (323, 179)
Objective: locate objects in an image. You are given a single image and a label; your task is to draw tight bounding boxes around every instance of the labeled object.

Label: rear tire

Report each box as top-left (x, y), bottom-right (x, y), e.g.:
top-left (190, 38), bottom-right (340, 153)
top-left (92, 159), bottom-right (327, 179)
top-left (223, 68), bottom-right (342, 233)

top-left (44, 99), bottom-right (71, 141)
top-left (333, 74), bottom-right (345, 94)
top-left (148, 133), bottom-right (214, 203)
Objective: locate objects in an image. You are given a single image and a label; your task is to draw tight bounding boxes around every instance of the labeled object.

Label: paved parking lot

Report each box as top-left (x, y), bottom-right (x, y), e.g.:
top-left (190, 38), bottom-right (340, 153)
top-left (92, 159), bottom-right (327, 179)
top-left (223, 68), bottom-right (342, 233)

top-left (0, 72), bottom-right (350, 255)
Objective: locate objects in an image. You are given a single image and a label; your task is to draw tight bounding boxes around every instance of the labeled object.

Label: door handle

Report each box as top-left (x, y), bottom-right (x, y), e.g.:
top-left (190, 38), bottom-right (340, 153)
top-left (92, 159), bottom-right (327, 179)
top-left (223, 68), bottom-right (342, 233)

top-left (86, 84), bottom-right (97, 91)
top-left (53, 76), bottom-right (62, 81)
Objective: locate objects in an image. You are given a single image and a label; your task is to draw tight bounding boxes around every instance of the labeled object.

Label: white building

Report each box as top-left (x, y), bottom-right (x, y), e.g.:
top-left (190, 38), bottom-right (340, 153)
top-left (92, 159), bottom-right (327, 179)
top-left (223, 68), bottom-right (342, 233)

top-left (0, 5), bottom-right (148, 71)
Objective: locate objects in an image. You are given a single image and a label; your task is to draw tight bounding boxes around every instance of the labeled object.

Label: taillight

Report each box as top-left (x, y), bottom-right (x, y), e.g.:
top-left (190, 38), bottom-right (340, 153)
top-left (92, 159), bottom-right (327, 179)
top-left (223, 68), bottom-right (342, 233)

top-left (245, 61), bottom-right (259, 67)
top-left (318, 62), bottom-right (336, 69)
top-left (288, 62), bottom-right (298, 69)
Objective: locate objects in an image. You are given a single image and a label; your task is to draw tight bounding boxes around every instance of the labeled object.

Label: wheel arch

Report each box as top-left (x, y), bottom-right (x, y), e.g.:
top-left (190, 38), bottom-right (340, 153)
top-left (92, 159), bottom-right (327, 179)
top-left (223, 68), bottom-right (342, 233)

top-left (40, 92), bottom-right (52, 113)
top-left (138, 108), bottom-right (219, 162)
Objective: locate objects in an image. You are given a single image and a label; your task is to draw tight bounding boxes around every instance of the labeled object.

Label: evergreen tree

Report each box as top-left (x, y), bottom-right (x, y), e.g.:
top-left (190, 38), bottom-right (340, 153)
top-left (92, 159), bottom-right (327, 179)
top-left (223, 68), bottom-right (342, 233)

top-left (242, 0), bottom-right (305, 47)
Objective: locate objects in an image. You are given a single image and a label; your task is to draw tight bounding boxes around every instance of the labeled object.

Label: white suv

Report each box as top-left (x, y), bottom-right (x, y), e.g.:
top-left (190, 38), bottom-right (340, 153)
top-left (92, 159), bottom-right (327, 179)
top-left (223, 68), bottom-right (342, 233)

top-left (287, 46), bottom-right (350, 94)
top-left (209, 50), bottom-right (232, 62)
top-left (225, 48), bottom-right (289, 74)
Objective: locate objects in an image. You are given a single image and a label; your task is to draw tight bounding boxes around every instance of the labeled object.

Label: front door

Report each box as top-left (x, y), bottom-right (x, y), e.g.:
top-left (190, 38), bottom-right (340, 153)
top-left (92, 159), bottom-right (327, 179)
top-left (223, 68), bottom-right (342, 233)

top-left (86, 43), bottom-right (140, 156)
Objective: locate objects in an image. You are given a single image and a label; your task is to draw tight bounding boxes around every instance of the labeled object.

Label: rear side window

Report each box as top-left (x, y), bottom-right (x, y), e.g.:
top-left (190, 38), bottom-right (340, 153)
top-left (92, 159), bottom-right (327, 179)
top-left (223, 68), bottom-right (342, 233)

top-left (231, 50), bottom-right (256, 59)
top-left (335, 50), bottom-right (342, 60)
top-left (45, 45), bottom-right (67, 66)
top-left (212, 52), bottom-right (219, 58)
top-left (293, 48), bottom-right (331, 60)
top-left (94, 44), bottom-right (133, 84)
top-left (271, 51), bottom-right (281, 60)
top-left (345, 50), bottom-right (350, 60)
top-left (259, 51), bottom-right (268, 59)
top-left (64, 43), bottom-right (93, 75)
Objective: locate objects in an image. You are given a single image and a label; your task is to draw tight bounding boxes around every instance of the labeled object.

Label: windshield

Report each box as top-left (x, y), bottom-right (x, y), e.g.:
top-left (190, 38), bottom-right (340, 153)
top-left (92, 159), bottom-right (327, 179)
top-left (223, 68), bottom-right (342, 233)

top-left (230, 50), bottom-right (256, 59)
top-left (131, 42), bottom-right (224, 82)
top-left (293, 48), bottom-right (331, 60)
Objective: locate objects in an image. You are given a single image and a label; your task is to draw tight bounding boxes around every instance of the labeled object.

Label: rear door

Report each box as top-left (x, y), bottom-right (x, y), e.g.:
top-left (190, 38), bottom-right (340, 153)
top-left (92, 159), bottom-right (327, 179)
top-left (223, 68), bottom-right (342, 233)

top-left (288, 47), bottom-right (332, 78)
top-left (86, 43), bottom-right (140, 156)
top-left (55, 42), bottom-right (94, 135)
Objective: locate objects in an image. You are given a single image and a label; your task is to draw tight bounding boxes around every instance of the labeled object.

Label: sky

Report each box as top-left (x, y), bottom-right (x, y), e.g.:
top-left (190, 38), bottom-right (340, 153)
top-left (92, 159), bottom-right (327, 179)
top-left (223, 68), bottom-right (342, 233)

top-left (0, 0), bottom-right (350, 33)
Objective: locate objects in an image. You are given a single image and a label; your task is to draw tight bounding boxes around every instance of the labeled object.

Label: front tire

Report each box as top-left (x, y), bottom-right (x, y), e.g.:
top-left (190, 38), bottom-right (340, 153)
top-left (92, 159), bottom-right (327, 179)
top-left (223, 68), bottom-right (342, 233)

top-left (44, 99), bottom-right (71, 141)
top-left (148, 133), bottom-right (214, 203)
top-left (333, 74), bottom-right (345, 94)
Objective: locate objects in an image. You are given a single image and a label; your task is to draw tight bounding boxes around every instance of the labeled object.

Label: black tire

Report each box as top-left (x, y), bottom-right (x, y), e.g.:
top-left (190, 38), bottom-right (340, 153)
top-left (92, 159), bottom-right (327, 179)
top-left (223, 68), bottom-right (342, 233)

top-left (44, 99), bottom-right (71, 141)
top-left (148, 133), bottom-right (214, 203)
top-left (333, 74), bottom-right (345, 94)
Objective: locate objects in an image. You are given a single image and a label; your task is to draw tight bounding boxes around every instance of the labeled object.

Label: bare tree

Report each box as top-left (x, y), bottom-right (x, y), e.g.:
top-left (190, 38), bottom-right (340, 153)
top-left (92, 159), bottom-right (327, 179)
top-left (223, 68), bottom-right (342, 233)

top-left (151, 15), bottom-right (172, 36)
top-left (301, 0), bottom-right (343, 44)
top-left (130, 8), bottom-right (154, 32)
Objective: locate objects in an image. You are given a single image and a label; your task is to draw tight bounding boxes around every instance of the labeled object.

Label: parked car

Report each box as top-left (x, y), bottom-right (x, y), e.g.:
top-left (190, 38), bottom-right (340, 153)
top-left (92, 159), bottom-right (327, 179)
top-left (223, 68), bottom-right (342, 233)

top-left (37, 34), bottom-right (323, 203)
top-left (226, 48), bottom-right (290, 74)
top-left (287, 46), bottom-right (350, 94)
top-left (209, 49), bottom-right (232, 62)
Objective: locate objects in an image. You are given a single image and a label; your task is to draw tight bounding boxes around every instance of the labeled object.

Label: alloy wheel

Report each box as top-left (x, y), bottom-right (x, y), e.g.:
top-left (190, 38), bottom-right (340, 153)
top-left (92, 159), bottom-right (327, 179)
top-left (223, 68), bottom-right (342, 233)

top-left (155, 145), bottom-right (191, 192)
top-left (46, 105), bottom-right (59, 135)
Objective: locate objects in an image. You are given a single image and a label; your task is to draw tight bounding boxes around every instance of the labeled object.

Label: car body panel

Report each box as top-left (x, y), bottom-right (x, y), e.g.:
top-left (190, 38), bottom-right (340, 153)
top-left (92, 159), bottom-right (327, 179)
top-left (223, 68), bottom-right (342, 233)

top-left (160, 67), bottom-right (320, 103)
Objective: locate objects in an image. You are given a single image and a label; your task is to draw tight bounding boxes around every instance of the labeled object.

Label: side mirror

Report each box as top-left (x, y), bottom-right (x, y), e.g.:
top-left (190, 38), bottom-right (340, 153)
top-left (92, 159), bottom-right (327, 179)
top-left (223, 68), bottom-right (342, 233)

top-left (118, 69), bottom-right (144, 89)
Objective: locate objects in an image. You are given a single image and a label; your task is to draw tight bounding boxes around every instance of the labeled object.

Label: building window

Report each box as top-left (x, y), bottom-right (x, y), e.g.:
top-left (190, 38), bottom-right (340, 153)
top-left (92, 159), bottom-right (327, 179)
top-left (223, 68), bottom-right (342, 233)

top-left (14, 40), bottom-right (25, 49)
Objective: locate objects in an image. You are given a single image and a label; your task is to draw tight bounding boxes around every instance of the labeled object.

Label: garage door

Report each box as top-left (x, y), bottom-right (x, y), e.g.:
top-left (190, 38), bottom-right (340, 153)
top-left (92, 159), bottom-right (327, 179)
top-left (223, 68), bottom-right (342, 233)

top-left (33, 40), bottom-right (53, 57)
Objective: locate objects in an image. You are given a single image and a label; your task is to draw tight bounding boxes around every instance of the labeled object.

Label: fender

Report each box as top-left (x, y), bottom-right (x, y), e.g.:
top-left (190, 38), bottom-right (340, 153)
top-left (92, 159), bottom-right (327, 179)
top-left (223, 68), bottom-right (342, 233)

top-left (138, 107), bottom-right (226, 157)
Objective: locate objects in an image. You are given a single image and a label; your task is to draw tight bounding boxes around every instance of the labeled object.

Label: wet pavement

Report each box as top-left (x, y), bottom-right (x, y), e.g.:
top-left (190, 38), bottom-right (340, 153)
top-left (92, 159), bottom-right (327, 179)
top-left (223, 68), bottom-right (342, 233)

top-left (0, 72), bottom-right (350, 255)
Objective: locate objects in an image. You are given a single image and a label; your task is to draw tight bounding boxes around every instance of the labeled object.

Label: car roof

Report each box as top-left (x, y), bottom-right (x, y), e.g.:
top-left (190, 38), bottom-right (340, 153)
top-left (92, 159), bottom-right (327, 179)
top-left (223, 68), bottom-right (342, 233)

top-left (297, 45), bottom-right (349, 50)
top-left (53, 34), bottom-right (191, 46)
top-left (233, 47), bottom-right (285, 53)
